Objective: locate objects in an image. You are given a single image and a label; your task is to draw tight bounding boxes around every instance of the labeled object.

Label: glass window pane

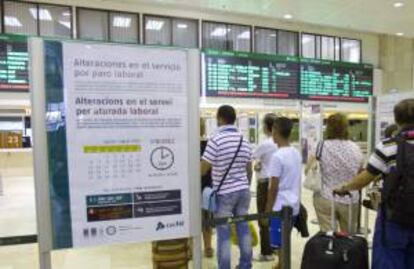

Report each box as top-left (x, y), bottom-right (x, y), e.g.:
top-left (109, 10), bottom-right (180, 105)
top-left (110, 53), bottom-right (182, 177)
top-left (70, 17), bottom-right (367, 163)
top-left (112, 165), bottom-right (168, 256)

top-left (144, 16), bottom-right (171, 46)
top-left (78, 9), bottom-right (108, 41)
top-left (254, 28), bottom-right (277, 54)
top-left (39, 4), bottom-right (72, 38)
top-left (341, 39), bottom-right (361, 63)
top-left (321, 36), bottom-right (335, 60)
top-left (301, 34), bottom-right (316, 58)
top-left (4, 1), bottom-right (37, 35)
top-left (227, 24), bottom-right (251, 52)
top-left (110, 12), bottom-right (138, 43)
top-left (202, 22), bottom-right (227, 50)
top-left (335, 37), bottom-right (341, 61)
top-left (278, 30), bottom-right (298, 56)
top-left (172, 18), bottom-right (198, 48)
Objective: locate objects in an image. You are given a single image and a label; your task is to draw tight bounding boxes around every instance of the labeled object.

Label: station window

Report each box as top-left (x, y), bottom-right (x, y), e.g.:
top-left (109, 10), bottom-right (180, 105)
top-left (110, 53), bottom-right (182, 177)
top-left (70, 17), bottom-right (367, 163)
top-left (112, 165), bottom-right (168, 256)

top-left (38, 4), bottom-right (72, 38)
top-left (202, 21), bottom-right (251, 52)
top-left (109, 12), bottom-right (139, 43)
top-left (301, 33), bottom-right (317, 58)
top-left (254, 28), bottom-right (277, 55)
top-left (77, 8), bottom-right (139, 43)
top-left (277, 30), bottom-right (298, 56)
top-left (77, 9), bottom-right (109, 41)
top-left (341, 38), bottom-right (361, 63)
top-left (144, 15), bottom-right (198, 48)
top-left (3, 1), bottom-right (38, 35)
top-left (2, 1), bottom-right (72, 38)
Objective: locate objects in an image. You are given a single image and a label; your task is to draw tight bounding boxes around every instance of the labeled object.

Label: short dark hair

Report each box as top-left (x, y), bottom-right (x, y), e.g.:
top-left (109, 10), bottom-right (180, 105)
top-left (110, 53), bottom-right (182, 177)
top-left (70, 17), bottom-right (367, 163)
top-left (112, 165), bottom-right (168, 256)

top-left (273, 117), bottom-right (293, 139)
top-left (326, 113), bottom-right (349, 140)
top-left (394, 99), bottom-right (414, 126)
top-left (263, 113), bottom-right (277, 133)
top-left (217, 105), bottom-right (236, 124)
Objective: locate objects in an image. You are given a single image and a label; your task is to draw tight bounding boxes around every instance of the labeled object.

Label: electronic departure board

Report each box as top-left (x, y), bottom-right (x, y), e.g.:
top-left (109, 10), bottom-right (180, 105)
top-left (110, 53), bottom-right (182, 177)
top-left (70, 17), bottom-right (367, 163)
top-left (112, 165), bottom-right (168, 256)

top-left (0, 35), bottom-right (29, 92)
top-left (300, 59), bottom-right (373, 102)
top-left (203, 49), bottom-right (300, 99)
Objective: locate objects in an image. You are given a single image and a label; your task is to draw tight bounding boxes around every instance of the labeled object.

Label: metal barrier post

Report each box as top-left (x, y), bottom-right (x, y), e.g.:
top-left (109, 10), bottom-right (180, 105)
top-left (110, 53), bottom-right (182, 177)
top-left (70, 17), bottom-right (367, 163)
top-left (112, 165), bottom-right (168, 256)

top-left (281, 206), bottom-right (293, 269)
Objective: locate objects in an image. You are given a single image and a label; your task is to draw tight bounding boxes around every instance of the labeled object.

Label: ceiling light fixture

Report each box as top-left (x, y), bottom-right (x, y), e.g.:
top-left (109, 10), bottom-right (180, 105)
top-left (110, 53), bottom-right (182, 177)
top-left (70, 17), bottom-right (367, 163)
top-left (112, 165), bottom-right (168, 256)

top-left (283, 14), bottom-right (293, 20)
top-left (396, 32), bottom-right (404, 36)
top-left (29, 8), bottom-right (52, 21)
top-left (177, 23), bottom-right (188, 29)
top-left (393, 2), bottom-right (404, 8)
top-left (237, 31), bottom-right (251, 39)
top-left (113, 16), bottom-right (132, 28)
top-left (210, 27), bottom-right (228, 37)
top-left (4, 16), bottom-right (22, 27)
top-left (146, 20), bottom-right (164, 30)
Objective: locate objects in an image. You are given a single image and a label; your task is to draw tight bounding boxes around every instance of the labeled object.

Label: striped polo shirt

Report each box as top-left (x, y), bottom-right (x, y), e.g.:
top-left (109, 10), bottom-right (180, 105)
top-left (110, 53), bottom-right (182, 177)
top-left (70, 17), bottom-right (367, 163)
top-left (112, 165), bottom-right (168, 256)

top-left (367, 130), bottom-right (414, 176)
top-left (202, 125), bottom-right (252, 195)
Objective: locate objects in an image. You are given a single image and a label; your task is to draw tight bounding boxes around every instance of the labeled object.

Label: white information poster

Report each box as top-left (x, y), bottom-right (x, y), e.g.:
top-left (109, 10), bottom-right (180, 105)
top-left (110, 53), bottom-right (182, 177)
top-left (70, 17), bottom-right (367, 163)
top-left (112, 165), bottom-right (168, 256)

top-left (300, 103), bottom-right (323, 163)
top-left (376, 92), bottom-right (412, 144)
top-left (63, 43), bottom-right (190, 247)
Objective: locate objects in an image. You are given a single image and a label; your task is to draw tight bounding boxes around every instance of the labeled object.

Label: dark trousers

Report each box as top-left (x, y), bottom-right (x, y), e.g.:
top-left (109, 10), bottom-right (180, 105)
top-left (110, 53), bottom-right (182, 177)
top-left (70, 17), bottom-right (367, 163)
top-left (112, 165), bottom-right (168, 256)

top-left (257, 180), bottom-right (272, 256)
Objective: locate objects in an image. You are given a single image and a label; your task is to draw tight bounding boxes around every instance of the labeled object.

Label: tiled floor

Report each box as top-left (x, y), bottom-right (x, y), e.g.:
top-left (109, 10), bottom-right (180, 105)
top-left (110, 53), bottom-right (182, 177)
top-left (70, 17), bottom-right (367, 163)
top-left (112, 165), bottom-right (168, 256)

top-left (0, 176), bottom-right (377, 269)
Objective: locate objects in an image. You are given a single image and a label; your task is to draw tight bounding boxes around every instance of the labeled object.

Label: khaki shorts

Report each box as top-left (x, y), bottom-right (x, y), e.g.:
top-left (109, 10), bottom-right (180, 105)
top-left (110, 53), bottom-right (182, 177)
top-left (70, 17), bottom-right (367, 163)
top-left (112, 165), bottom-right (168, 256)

top-left (313, 193), bottom-right (359, 234)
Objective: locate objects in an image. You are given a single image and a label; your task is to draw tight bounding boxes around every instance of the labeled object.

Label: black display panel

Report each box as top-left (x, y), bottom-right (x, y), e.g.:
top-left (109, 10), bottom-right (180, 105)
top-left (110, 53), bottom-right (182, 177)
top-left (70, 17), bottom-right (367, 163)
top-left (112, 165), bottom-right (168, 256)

top-left (300, 59), bottom-right (373, 102)
top-left (203, 49), bottom-right (299, 99)
top-left (0, 35), bottom-right (29, 92)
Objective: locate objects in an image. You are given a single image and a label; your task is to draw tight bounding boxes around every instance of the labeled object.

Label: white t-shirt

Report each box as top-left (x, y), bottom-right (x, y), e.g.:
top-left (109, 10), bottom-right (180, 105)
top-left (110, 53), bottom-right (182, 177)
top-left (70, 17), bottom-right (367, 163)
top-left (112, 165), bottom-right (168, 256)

top-left (253, 137), bottom-right (278, 179)
top-left (268, 146), bottom-right (302, 216)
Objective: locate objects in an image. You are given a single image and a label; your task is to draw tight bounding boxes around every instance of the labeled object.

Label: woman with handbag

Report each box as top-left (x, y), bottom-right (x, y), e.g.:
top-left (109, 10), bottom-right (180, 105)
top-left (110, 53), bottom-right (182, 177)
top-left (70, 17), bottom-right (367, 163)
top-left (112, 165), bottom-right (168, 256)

top-left (306, 113), bottom-right (363, 233)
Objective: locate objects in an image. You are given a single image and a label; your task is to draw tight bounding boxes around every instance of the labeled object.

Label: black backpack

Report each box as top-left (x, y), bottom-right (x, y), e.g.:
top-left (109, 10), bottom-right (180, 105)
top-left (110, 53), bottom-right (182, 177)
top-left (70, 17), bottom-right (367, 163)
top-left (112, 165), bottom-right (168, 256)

top-left (382, 133), bottom-right (414, 227)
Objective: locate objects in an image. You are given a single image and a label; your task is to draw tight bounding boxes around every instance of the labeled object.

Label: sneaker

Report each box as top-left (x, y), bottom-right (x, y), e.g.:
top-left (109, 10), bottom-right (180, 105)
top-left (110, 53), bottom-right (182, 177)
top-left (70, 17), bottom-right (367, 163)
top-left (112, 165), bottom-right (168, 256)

top-left (253, 254), bottom-right (275, 262)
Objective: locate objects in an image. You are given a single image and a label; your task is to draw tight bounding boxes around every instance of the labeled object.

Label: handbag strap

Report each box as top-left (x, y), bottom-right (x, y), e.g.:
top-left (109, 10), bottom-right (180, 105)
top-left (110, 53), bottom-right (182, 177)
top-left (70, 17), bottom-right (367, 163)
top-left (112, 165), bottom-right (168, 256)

top-left (316, 141), bottom-right (324, 161)
top-left (214, 135), bottom-right (244, 195)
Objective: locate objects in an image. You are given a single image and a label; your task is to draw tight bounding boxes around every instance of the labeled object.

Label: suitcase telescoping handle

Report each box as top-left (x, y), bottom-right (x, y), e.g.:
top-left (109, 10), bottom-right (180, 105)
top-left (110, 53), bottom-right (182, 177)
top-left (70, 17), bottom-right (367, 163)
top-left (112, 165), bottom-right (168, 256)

top-left (331, 192), bottom-right (354, 234)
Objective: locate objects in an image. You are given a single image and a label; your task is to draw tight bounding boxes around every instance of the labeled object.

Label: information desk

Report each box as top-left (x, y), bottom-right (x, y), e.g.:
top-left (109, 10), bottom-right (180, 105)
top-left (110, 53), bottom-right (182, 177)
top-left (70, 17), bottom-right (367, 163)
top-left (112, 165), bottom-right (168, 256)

top-left (0, 35), bottom-right (29, 92)
top-left (203, 49), bottom-right (299, 99)
top-left (300, 58), bottom-right (373, 102)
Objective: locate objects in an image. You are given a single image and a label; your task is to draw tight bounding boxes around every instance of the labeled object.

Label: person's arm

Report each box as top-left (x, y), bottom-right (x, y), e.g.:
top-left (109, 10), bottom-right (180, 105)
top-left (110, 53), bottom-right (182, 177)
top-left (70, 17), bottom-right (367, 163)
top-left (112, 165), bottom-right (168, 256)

top-left (246, 161), bottom-right (253, 184)
top-left (305, 155), bottom-right (317, 175)
top-left (266, 176), bottom-right (280, 213)
top-left (201, 159), bottom-right (212, 177)
top-left (333, 170), bottom-right (377, 195)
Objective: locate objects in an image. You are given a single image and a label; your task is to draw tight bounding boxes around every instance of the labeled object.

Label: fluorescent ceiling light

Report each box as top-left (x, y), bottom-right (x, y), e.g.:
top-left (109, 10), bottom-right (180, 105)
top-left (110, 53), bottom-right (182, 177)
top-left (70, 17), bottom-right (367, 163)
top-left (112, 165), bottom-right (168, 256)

top-left (58, 21), bottom-right (71, 29)
top-left (393, 2), bottom-right (404, 8)
top-left (396, 32), bottom-right (404, 36)
top-left (283, 14), bottom-right (293, 20)
top-left (62, 11), bottom-right (71, 17)
top-left (113, 16), bottom-right (131, 28)
top-left (29, 8), bottom-right (53, 21)
top-left (237, 31), bottom-right (251, 39)
top-left (177, 23), bottom-right (188, 29)
top-left (4, 16), bottom-right (22, 27)
top-left (211, 27), bottom-right (228, 37)
top-left (146, 20), bottom-right (164, 30)
top-left (270, 33), bottom-right (277, 37)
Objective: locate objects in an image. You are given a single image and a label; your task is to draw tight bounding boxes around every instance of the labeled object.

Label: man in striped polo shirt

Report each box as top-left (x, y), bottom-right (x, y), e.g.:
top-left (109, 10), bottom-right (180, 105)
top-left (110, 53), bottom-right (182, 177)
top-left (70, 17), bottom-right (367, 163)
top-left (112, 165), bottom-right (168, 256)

top-left (201, 105), bottom-right (253, 269)
top-left (334, 99), bottom-right (414, 269)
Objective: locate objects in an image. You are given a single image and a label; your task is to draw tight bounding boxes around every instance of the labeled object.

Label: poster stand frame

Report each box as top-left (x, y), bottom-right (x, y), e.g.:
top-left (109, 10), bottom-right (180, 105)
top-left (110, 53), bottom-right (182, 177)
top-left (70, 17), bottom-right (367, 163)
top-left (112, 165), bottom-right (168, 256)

top-left (30, 38), bottom-right (201, 269)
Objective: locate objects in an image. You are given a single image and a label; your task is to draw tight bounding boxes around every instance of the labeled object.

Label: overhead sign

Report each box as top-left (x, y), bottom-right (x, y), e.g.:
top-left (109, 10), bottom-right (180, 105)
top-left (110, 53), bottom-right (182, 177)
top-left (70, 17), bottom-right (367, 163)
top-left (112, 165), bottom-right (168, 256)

top-left (202, 49), bottom-right (373, 103)
top-left (41, 41), bottom-right (192, 249)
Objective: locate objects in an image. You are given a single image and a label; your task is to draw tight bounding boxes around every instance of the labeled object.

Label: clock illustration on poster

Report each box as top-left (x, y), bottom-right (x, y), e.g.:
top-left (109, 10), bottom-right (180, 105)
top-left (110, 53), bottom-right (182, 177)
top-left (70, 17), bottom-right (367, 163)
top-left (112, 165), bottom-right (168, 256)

top-left (150, 146), bottom-right (175, 170)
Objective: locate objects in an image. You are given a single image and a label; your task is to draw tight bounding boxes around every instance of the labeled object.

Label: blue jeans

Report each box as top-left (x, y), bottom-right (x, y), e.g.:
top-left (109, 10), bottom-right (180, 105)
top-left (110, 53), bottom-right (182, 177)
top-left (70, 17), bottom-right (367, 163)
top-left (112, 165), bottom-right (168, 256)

top-left (372, 213), bottom-right (414, 269)
top-left (215, 189), bottom-right (252, 269)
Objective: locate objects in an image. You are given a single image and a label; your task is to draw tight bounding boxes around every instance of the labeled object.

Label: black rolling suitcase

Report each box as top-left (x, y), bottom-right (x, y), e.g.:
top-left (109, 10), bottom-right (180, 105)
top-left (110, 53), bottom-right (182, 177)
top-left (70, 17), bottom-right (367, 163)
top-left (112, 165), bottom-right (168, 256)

top-left (301, 194), bottom-right (369, 269)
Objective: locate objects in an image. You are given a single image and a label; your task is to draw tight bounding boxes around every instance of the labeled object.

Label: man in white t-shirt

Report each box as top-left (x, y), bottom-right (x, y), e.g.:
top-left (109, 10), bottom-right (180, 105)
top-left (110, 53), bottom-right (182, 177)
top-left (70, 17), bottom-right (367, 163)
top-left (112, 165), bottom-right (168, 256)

top-left (252, 113), bottom-right (278, 262)
top-left (265, 117), bottom-right (302, 269)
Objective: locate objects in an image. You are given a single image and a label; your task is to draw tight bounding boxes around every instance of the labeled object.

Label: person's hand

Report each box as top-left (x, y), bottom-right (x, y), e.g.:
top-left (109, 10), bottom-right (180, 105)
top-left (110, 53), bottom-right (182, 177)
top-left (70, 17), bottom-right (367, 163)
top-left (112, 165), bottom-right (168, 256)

top-left (254, 162), bottom-right (262, 172)
top-left (333, 186), bottom-right (351, 197)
